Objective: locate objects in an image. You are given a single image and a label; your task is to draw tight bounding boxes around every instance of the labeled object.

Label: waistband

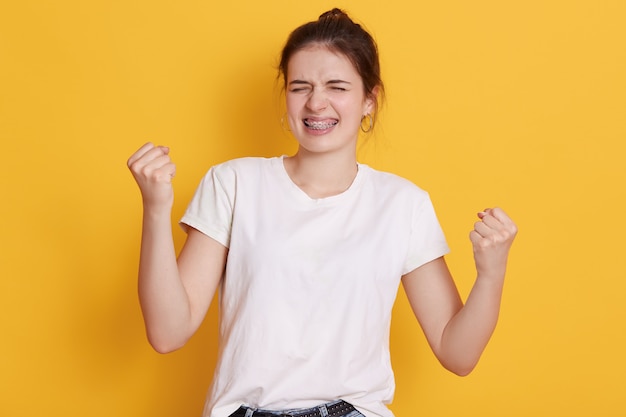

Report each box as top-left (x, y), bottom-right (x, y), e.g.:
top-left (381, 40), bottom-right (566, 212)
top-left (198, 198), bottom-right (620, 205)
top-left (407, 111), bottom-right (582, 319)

top-left (229, 400), bottom-right (357, 417)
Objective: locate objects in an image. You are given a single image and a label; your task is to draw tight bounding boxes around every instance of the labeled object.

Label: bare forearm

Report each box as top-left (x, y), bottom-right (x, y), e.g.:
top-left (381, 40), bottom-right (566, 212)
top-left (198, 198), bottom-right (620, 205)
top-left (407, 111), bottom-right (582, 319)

top-left (127, 143), bottom-right (200, 352)
top-left (404, 208), bottom-right (516, 376)
top-left (138, 209), bottom-right (192, 352)
top-left (439, 276), bottom-right (504, 375)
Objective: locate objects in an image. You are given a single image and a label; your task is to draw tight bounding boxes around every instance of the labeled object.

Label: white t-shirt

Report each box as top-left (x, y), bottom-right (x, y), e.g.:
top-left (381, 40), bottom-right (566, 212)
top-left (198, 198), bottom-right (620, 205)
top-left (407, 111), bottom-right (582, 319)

top-left (180, 156), bottom-right (449, 417)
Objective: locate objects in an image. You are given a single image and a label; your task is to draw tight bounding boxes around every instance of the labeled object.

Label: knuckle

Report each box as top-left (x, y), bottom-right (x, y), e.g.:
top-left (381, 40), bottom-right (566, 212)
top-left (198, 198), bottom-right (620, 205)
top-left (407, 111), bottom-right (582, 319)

top-left (501, 226), bottom-right (517, 241)
top-left (155, 172), bottom-right (170, 182)
top-left (139, 165), bottom-right (152, 177)
top-left (129, 162), bottom-right (142, 175)
top-left (478, 240), bottom-right (491, 250)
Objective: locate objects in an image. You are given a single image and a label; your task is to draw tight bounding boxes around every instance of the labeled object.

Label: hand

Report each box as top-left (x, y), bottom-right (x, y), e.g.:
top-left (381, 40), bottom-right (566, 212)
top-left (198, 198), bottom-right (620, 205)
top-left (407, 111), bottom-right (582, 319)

top-left (127, 142), bottom-right (176, 209)
top-left (469, 207), bottom-right (518, 282)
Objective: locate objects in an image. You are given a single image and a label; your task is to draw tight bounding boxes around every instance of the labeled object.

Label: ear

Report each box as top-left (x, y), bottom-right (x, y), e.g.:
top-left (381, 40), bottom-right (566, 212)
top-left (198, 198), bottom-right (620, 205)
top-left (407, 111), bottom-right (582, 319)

top-left (363, 86), bottom-right (380, 115)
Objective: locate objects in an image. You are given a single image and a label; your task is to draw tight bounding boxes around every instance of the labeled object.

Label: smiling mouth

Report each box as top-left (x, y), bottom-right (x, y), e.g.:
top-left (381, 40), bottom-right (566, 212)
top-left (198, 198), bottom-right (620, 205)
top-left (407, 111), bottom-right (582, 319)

top-left (303, 119), bottom-right (338, 130)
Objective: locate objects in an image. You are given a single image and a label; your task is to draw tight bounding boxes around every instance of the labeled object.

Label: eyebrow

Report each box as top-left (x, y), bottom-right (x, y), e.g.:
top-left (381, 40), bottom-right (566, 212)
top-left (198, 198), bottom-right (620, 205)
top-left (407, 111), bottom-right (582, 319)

top-left (288, 79), bottom-right (352, 86)
top-left (288, 80), bottom-right (310, 87)
top-left (327, 79), bottom-right (351, 85)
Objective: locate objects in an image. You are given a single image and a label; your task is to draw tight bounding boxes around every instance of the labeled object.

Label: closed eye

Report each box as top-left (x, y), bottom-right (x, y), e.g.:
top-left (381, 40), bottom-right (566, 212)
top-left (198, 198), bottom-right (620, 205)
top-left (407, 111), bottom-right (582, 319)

top-left (327, 80), bottom-right (351, 91)
top-left (288, 80), bottom-right (311, 93)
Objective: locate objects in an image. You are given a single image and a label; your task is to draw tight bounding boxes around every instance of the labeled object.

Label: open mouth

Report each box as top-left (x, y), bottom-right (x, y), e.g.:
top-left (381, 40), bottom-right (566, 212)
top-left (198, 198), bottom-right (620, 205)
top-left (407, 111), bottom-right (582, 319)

top-left (303, 119), bottom-right (338, 130)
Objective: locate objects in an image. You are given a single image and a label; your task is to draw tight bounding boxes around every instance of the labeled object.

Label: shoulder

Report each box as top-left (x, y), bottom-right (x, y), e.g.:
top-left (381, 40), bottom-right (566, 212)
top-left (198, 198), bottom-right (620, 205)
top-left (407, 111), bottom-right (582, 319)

top-left (205, 156), bottom-right (279, 181)
top-left (361, 164), bottom-right (430, 201)
top-left (211, 156), bottom-right (277, 173)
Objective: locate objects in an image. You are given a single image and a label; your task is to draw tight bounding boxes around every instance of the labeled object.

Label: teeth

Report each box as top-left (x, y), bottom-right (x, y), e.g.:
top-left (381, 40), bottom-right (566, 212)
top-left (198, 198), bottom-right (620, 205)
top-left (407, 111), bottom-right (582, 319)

top-left (304, 119), bottom-right (338, 130)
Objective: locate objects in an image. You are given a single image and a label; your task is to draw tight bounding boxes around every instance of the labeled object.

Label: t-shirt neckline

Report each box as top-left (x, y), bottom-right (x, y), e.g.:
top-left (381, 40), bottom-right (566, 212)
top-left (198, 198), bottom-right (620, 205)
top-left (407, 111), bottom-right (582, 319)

top-left (273, 155), bottom-right (366, 206)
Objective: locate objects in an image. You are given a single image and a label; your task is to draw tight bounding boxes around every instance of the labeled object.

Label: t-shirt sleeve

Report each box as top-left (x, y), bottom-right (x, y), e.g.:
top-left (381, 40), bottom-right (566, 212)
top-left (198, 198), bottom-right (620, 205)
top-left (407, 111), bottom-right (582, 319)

top-left (179, 164), bottom-right (234, 248)
top-left (402, 192), bottom-right (450, 275)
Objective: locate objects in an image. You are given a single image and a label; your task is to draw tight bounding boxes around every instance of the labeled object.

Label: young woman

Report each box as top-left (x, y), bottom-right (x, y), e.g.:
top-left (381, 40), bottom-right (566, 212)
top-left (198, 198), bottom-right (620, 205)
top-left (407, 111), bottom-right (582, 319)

top-left (127, 9), bottom-right (517, 417)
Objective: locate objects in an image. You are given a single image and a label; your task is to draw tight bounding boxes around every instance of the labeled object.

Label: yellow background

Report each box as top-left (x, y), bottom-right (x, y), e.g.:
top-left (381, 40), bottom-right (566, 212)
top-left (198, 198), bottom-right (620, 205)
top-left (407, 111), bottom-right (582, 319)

top-left (1, 0), bottom-right (625, 416)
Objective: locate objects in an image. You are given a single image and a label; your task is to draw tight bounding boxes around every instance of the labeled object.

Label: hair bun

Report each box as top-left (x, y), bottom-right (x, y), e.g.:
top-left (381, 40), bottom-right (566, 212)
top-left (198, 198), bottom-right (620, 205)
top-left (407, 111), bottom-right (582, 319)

top-left (319, 8), bottom-right (347, 21)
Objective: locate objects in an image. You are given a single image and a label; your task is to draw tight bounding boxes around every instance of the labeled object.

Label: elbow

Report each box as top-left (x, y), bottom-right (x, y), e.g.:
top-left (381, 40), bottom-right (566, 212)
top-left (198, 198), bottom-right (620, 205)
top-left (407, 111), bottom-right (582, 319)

top-left (146, 331), bottom-right (187, 354)
top-left (439, 357), bottom-right (479, 377)
top-left (434, 338), bottom-right (485, 376)
top-left (142, 316), bottom-right (194, 353)
top-left (447, 364), bottom-right (475, 377)
top-left (150, 342), bottom-right (183, 354)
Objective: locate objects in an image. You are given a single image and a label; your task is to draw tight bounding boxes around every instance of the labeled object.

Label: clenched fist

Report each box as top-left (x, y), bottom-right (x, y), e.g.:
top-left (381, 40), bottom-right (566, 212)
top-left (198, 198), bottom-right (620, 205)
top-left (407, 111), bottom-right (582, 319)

top-left (469, 207), bottom-right (517, 283)
top-left (127, 142), bottom-right (176, 209)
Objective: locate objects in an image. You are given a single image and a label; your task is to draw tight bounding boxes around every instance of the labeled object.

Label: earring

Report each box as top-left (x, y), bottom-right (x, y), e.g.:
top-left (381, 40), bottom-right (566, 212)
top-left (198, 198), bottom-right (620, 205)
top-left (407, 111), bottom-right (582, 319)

top-left (280, 113), bottom-right (291, 131)
top-left (360, 114), bottom-right (373, 133)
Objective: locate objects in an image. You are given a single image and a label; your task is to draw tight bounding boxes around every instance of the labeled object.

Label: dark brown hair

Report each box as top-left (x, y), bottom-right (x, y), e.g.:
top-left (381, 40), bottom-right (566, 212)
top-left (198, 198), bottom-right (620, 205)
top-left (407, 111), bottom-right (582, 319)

top-left (279, 8), bottom-right (384, 113)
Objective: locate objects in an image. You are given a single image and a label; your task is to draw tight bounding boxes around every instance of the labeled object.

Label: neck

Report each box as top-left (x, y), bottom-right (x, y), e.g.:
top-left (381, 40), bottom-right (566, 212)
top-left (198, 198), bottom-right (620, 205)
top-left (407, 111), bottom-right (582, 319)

top-left (284, 149), bottom-right (358, 199)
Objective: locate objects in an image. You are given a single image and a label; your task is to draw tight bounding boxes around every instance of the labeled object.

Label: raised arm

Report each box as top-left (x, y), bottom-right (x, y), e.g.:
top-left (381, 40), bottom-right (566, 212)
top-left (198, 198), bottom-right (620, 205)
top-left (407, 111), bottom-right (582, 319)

top-left (127, 143), bottom-right (227, 353)
top-left (402, 207), bottom-right (517, 376)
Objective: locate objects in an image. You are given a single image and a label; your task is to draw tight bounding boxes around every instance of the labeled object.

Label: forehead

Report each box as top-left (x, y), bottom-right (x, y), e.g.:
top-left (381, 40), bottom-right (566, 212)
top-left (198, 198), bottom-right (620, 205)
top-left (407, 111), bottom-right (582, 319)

top-left (287, 45), bottom-right (361, 82)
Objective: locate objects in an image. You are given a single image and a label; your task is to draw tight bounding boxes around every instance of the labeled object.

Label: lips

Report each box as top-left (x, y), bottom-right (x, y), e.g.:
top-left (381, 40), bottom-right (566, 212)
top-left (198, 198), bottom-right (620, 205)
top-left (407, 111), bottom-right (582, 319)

top-left (303, 118), bottom-right (338, 130)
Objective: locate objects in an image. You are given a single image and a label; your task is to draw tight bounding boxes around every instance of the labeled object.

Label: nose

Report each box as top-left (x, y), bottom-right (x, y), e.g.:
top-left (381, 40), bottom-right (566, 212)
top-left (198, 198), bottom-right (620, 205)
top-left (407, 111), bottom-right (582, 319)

top-left (306, 89), bottom-right (328, 112)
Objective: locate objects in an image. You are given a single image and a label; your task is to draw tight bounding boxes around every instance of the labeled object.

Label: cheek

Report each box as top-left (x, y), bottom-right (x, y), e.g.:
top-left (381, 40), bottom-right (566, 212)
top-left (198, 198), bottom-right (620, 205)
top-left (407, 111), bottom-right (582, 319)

top-left (337, 97), bottom-right (368, 118)
top-left (285, 96), bottom-right (301, 116)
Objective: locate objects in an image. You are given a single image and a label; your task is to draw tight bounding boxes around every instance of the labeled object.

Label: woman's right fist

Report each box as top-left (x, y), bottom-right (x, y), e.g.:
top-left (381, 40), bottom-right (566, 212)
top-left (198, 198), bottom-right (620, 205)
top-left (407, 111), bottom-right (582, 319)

top-left (127, 142), bottom-right (176, 208)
